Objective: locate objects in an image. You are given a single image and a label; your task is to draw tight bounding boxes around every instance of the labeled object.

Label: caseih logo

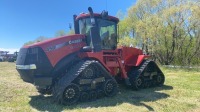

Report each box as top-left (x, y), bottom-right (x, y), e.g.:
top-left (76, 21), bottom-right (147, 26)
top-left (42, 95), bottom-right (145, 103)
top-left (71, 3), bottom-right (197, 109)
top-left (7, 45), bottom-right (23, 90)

top-left (46, 38), bottom-right (83, 52)
top-left (69, 39), bottom-right (82, 44)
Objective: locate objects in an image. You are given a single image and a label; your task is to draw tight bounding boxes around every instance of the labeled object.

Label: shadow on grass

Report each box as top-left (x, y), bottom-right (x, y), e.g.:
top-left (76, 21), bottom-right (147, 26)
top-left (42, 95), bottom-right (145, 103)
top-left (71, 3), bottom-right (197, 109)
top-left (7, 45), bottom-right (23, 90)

top-left (29, 85), bottom-right (173, 111)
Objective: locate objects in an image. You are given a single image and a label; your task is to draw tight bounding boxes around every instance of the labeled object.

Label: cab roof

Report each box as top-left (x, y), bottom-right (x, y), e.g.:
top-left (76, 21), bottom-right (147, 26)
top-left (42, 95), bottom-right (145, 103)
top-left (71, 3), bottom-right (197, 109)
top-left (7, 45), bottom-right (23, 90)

top-left (76, 13), bottom-right (119, 23)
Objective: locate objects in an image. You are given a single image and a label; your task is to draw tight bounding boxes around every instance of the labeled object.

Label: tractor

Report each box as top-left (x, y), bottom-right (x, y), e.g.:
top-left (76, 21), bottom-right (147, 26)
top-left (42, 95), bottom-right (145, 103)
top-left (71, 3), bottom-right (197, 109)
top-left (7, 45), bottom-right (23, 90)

top-left (16, 7), bottom-right (165, 105)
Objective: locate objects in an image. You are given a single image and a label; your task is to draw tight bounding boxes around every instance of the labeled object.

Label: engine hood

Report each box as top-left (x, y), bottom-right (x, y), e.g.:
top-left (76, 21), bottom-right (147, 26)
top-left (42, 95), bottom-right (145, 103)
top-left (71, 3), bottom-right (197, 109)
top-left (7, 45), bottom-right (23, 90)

top-left (22, 34), bottom-right (86, 67)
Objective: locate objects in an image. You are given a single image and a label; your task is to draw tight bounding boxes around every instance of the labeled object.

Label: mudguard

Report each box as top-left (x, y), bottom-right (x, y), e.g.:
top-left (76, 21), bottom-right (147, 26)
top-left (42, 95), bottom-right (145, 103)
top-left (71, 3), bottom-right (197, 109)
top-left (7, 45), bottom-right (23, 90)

top-left (52, 52), bottom-right (80, 78)
top-left (135, 55), bottom-right (150, 66)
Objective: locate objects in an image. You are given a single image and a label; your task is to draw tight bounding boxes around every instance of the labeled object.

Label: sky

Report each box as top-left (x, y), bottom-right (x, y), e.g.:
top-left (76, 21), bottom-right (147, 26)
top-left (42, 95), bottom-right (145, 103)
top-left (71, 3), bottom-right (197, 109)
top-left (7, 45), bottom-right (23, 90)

top-left (0, 0), bottom-right (136, 53)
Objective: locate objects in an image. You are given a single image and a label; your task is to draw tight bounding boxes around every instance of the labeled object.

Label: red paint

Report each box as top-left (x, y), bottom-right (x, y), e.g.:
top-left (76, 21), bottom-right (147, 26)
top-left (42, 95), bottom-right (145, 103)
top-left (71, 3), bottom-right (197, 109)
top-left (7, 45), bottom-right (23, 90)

top-left (79, 47), bottom-right (150, 79)
top-left (23, 34), bottom-right (86, 67)
top-left (118, 47), bottom-right (150, 66)
top-left (136, 55), bottom-right (150, 66)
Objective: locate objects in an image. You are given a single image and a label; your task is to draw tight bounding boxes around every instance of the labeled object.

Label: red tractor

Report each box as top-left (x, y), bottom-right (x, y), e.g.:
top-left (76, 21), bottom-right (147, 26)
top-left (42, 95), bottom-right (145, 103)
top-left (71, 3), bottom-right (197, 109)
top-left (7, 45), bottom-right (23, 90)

top-left (16, 7), bottom-right (165, 105)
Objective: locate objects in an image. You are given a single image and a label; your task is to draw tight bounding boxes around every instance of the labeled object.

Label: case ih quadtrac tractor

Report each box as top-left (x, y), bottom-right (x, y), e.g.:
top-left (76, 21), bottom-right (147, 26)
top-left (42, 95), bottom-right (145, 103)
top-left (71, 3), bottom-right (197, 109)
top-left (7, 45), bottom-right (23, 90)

top-left (16, 7), bottom-right (165, 105)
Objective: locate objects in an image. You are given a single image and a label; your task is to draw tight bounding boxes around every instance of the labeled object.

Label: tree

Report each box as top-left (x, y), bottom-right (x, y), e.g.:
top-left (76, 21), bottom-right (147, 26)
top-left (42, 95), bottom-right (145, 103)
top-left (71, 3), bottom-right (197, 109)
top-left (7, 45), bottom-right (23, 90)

top-left (119, 0), bottom-right (200, 65)
top-left (55, 29), bottom-right (75, 37)
top-left (55, 30), bottom-right (67, 37)
top-left (66, 29), bottom-right (75, 35)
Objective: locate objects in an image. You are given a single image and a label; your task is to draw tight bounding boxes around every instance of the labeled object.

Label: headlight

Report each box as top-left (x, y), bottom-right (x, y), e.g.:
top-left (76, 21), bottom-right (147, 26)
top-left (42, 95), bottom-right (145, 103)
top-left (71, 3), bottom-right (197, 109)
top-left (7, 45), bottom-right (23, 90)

top-left (16, 64), bottom-right (37, 70)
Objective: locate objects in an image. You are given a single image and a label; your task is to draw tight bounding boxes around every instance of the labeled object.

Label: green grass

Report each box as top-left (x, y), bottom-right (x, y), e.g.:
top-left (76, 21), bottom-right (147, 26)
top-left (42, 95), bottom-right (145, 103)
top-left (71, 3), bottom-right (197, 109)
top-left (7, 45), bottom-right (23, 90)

top-left (0, 62), bottom-right (200, 112)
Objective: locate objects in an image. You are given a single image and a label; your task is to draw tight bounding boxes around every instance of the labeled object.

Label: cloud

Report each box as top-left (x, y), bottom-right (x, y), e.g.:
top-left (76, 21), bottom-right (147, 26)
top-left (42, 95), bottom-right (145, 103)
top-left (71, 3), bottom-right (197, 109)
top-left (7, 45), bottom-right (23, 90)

top-left (0, 48), bottom-right (19, 54)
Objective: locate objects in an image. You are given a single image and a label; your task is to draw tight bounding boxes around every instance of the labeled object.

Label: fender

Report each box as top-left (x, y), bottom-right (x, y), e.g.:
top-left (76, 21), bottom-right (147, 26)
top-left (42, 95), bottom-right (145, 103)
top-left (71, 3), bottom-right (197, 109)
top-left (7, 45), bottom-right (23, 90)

top-left (135, 55), bottom-right (150, 66)
top-left (51, 52), bottom-right (81, 78)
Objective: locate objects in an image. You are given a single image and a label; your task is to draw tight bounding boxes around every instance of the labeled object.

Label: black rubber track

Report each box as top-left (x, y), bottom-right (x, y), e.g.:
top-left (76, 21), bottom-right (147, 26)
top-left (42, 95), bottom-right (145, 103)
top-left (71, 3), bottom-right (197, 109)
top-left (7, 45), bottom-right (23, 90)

top-left (52, 60), bottom-right (118, 105)
top-left (128, 60), bottom-right (165, 90)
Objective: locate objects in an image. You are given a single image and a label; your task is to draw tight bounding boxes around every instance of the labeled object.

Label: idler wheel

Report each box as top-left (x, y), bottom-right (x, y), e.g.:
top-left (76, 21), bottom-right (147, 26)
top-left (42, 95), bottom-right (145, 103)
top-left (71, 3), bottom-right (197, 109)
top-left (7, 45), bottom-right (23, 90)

top-left (80, 92), bottom-right (89, 102)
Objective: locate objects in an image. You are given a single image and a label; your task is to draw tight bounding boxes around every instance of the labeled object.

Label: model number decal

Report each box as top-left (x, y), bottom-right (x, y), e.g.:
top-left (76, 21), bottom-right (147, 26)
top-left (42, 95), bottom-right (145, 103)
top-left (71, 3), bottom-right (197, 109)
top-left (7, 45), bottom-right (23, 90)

top-left (45, 38), bottom-right (83, 52)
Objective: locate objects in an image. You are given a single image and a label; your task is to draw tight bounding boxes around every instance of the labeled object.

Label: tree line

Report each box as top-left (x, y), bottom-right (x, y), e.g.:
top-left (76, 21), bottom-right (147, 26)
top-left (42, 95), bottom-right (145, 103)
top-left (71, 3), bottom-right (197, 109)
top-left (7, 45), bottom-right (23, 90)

top-left (118, 0), bottom-right (200, 66)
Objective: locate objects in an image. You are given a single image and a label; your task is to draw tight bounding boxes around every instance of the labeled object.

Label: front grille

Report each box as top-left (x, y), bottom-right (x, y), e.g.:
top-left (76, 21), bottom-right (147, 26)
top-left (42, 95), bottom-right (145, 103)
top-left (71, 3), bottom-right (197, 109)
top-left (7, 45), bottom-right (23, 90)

top-left (16, 47), bottom-right (53, 76)
top-left (28, 48), bottom-right (38, 54)
top-left (26, 48), bottom-right (38, 64)
top-left (16, 48), bottom-right (38, 65)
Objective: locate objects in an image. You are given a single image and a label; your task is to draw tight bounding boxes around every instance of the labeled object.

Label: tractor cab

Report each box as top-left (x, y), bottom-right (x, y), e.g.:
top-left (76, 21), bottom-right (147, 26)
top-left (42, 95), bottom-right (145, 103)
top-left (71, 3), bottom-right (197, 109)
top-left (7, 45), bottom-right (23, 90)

top-left (74, 7), bottom-right (119, 51)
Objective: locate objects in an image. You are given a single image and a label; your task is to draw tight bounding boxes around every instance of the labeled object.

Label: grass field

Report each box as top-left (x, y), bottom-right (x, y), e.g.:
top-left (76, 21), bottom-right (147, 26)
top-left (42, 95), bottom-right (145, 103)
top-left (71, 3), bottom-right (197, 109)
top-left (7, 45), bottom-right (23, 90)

top-left (0, 62), bottom-right (200, 112)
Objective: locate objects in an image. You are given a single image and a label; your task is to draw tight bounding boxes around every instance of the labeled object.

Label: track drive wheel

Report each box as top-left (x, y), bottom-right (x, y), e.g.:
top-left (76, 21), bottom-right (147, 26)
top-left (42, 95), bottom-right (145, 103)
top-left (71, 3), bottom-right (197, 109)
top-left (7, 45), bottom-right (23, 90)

top-left (81, 65), bottom-right (99, 79)
top-left (62, 83), bottom-right (80, 105)
top-left (104, 79), bottom-right (118, 97)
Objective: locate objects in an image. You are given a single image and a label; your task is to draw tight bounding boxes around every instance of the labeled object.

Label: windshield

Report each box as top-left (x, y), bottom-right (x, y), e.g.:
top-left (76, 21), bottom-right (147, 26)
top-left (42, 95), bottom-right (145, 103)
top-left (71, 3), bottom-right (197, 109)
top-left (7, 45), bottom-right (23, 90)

top-left (79, 18), bottom-right (91, 35)
top-left (79, 18), bottom-right (117, 50)
top-left (97, 19), bottom-right (117, 49)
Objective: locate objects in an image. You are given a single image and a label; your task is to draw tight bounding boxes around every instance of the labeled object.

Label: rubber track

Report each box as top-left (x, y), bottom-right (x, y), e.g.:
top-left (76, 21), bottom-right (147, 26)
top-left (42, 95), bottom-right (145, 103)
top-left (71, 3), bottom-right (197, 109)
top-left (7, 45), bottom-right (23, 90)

top-left (53, 60), bottom-right (86, 104)
top-left (138, 60), bottom-right (151, 75)
top-left (137, 60), bottom-right (163, 77)
top-left (128, 60), bottom-right (151, 79)
top-left (52, 60), bottom-right (118, 104)
top-left (129, 60), bottom-right (164, 89)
